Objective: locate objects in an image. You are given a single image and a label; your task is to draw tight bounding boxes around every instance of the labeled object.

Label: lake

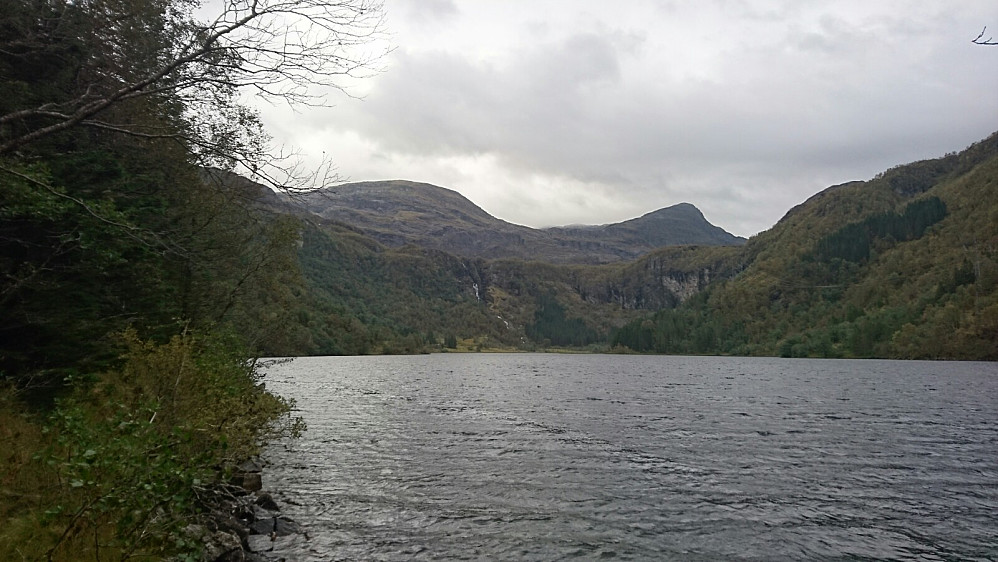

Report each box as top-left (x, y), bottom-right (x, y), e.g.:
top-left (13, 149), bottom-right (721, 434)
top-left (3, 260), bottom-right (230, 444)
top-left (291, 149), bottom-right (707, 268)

top-left (259, 354), bottom-right (998, 561)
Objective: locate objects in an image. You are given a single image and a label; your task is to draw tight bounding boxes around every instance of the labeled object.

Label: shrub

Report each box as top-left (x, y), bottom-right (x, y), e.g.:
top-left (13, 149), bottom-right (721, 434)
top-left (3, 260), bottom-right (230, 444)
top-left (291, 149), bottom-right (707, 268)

top-left (0, 330), bottom-right (302, 561)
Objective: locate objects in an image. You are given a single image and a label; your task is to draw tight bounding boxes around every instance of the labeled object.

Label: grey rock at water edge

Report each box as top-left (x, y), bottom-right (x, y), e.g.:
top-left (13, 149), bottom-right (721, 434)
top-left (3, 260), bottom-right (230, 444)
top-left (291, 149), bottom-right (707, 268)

top-left (249, 514), bottom-right (301, 537)
top-left (206, 530), bottom-right (245, 562)
top-left (177, 524), bottom-right (244, 562)
top-left (246, 534), bottom-right (275, 554)
top-left (254, 492), bottom-right (280, 511)
top-left (246, 533), bottom-right (308, 560)
top-left (231, 471), bottom-right (263, 492)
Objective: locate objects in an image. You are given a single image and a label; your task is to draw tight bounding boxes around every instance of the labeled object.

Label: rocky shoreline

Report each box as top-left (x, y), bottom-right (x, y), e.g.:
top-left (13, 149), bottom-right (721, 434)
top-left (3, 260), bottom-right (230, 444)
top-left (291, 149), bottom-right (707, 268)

top-left (181, 459), bottom-right (307, 562)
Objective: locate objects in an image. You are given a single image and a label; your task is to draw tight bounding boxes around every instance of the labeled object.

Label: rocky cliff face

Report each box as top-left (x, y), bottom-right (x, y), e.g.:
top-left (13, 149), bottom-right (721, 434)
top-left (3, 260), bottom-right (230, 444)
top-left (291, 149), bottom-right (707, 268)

top-left (452, 244), bottom-right (742, 340)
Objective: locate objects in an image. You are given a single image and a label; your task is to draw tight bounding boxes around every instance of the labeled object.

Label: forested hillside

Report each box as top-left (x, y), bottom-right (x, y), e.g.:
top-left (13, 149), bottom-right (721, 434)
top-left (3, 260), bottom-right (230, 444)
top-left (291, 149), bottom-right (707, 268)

top-left (253, 132), bottom-right (998, 361)
top-left (285, 218), bottom-right (739, 354)
top-left (272, 132), bottom-right (997, 361)
top-left (0, 0), bottom-right (374, 558)
top-left (612, 133), bottom-right (998, 359)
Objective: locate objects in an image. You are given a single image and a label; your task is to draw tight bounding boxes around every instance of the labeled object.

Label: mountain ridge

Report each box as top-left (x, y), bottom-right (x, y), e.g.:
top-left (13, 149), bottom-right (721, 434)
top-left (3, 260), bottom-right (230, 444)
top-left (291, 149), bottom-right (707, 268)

top-left (611, 131), bottom-right (998, 359)
top-left (292, 179), bottom-right (745, 264)
top-left (234, 130), bottom-right (998, 359)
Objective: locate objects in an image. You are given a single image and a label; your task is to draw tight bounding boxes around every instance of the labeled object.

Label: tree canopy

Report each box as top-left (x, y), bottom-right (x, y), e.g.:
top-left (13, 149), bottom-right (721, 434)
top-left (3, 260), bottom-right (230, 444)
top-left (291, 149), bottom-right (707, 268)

top-left (1, 0), bottom-right (385, 187)
top-left (1, 0), bottom-right (387, 387)
top-left (1, 0), bottom-right (383, 557)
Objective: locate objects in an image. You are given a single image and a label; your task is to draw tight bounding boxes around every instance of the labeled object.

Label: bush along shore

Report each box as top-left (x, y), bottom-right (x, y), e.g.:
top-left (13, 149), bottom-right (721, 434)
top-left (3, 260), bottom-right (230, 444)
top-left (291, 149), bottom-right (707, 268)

top-left (0, 331), bottom-right (305, 561)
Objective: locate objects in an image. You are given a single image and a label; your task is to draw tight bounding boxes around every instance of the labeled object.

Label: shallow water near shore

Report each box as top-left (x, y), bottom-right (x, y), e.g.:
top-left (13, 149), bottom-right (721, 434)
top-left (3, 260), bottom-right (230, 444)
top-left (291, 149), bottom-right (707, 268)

top-left (260, 354), bottom-right (998, 560)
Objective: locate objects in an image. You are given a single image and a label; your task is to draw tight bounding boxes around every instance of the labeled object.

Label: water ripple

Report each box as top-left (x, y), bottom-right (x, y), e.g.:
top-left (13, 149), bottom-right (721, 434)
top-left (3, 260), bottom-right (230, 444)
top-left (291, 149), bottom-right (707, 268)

top-left (262, 355), bottom-right (998, 561)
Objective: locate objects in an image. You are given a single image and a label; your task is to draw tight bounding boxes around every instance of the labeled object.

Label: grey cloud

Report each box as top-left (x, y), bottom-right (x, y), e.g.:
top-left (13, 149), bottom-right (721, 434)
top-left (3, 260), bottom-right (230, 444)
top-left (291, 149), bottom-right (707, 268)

top-left (361, 50), bottom-right (501, 154)
top-left (527, 33), bottom-right (623, 91)
top-left (398, 0), bottom-right (459, 25)
top-left (298, 1), bottom-right (998, 235)
top-left (348, 29), bottom-right (637, 167)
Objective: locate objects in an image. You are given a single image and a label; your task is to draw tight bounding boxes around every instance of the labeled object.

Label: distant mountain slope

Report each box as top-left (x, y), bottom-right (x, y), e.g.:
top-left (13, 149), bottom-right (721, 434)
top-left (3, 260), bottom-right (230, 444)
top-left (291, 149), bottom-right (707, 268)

top-left (228, 132), bottom-right (998, 359)
top-left (294, 180), bottom-right (744, 263)
top-left (548, 202), bottom-right (745, 250)
top-left (612, 131), bottom-right (998, 359)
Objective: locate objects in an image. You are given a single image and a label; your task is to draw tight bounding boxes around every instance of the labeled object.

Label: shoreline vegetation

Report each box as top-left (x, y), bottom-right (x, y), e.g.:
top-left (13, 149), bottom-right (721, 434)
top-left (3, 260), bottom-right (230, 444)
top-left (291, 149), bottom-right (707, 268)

top-left (0, 332), bottom-right (304, 561)
top-left (1, 0), bottom-right (380, 558)
top-left (2, 0), bottom-right (996, 558)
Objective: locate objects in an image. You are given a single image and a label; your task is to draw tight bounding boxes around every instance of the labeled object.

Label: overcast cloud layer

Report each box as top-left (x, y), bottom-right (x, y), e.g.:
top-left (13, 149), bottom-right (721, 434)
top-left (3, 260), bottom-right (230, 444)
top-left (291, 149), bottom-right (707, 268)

top-left (259, 0), bottom-right (998, 237)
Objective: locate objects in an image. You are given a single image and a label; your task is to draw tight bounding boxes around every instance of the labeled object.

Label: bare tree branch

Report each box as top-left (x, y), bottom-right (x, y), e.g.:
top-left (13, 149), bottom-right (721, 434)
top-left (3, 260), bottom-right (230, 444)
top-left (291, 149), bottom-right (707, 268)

top-left (0, 0), bottom-right (388, 193)
top-left (972, 26), bottom-right (998, 46)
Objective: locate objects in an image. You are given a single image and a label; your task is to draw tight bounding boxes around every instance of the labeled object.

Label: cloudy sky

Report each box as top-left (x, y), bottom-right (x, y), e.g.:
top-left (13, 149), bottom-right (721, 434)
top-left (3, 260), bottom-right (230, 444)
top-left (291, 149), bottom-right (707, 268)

top-left (258, 0), bottom-right (998, 237)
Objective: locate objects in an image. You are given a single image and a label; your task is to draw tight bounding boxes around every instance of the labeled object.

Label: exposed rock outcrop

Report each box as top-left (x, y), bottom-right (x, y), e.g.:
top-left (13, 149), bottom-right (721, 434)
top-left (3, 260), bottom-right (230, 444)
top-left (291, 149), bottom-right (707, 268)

top-left (186, 460), bottom-right (306, 562)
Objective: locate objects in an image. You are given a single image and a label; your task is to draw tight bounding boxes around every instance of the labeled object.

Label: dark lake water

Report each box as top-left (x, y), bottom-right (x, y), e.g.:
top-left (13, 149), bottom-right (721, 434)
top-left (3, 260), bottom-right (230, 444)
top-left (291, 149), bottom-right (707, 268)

top-left (259, 354), bottom-right (998, 561)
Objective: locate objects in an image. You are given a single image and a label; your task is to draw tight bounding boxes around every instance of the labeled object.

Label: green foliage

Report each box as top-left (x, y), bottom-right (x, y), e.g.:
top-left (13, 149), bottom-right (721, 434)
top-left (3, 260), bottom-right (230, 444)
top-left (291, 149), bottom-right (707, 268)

top-left (290, 222), bottom-right (521, 354)
top-left (0, 155), bottom-right (178, 387)
top-left (172, 177), bottom-right (310, 356)
top-left (525, 293), bottom-right (599, 347)
top-left (611, 290), bottom-right (746, 354)
top-left (0, 151), bottom-right (306, 388)
top-left (812, 196), bottom-right (947, 263)
top-left (612, 133), bottom-right (998, 360)
top-left (0, 331), bottom-right (301, 561)
top-left (1, 1), bottom-right (312, 558)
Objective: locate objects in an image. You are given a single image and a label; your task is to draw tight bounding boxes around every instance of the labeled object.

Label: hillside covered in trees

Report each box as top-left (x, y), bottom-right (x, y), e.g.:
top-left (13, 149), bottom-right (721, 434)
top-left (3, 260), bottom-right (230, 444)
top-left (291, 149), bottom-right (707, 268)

top-left (265, 131), bottom-right (998, 361)
top-left (0, 0), bottom-right (371, 558)
top-left (1, 0), bottom-right (995, 556)
top-left (611, 133), bottom-right (998, 359)
top-left (241, 130), bottom-right (994, 361)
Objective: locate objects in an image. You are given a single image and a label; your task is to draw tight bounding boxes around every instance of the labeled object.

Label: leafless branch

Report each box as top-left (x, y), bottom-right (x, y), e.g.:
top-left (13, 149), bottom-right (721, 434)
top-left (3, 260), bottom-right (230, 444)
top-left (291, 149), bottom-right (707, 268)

top-left (972, 26), bottom-right (998, 45)
top-left (0, 0), bottom-right (388, 193)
